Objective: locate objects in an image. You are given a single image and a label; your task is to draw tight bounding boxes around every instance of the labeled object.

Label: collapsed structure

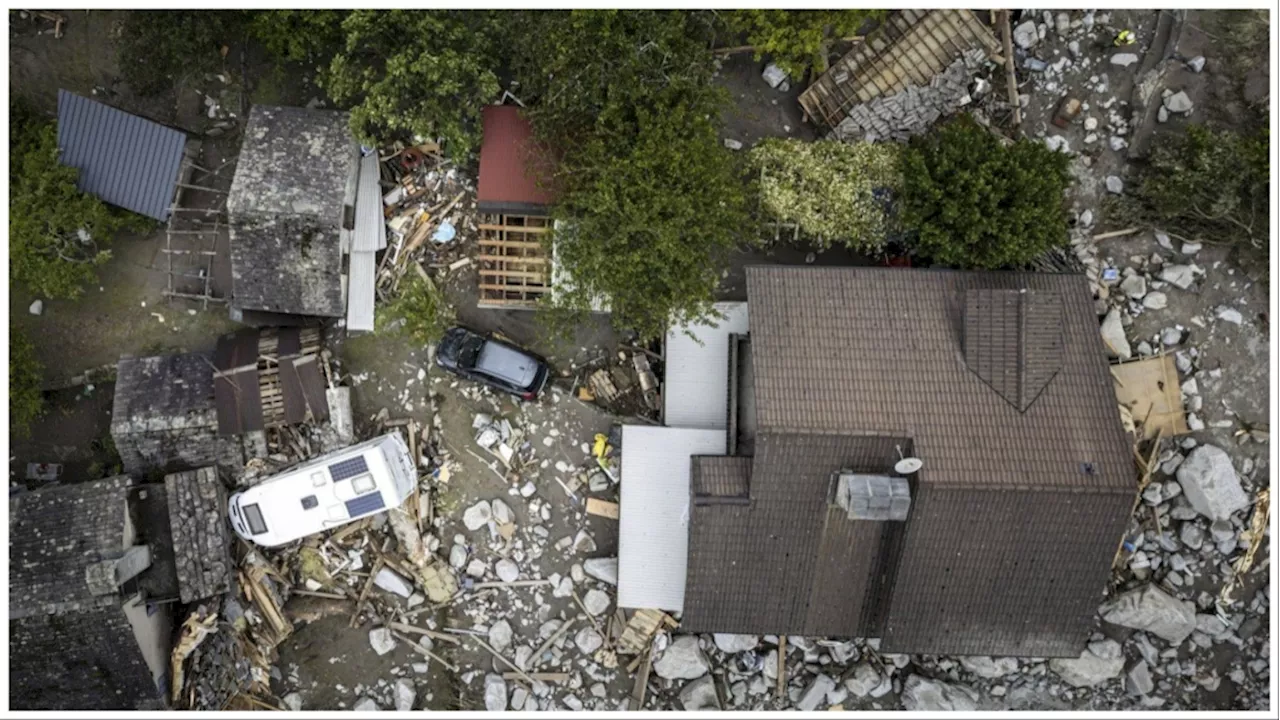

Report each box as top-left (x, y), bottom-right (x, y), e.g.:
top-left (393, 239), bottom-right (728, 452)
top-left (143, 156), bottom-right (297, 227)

top-left (619, 266), bottom-right (1134, 657)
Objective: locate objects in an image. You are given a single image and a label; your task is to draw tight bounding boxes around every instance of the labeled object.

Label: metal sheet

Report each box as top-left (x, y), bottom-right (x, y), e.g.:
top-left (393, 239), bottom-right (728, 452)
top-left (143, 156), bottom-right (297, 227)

top-left (617, 426), bottom-right (726, 612)
top-left (214, 330), bottom-right (265, 435)
top-left (346, 251), bottom-right (376, 332)
top-left (56, 89), bottom-right (187, 221)
top-left (353, 152), bottom-right (386, 252)
top-left (663, 302), bottom-right (749, 428)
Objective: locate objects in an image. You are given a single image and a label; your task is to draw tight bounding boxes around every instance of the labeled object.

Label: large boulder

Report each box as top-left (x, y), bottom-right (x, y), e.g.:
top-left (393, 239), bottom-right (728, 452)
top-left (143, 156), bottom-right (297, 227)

top-left (797, 674), bottom-right (836, 711)
top-left (1100, 308), bottom-right (1132, 360)
top-left (1176, 445), bottom-right (1250, 521)
top-left (713, 634), bottom-right (759, 654)
top-left (583, 557), bottom-right (618, 585)
top-left (679, 675), bottom-right (721, 711)
top-left (845, 663), bottom-right (882, 697)
top-left (959, 656), bottom-right (1020, 679)
top-left (1050, 639), bottom-right (1124, 688)
top-left (1099, 584), bottom-right (1196, 644)
top-left (654, 636), bottom-right (711, 680)
top-left (484, 674), bottom-right (507, 711)
top-left (463, 501), bottom-right (492, 531)
top-left (901, 675), bottom-right (978, 711)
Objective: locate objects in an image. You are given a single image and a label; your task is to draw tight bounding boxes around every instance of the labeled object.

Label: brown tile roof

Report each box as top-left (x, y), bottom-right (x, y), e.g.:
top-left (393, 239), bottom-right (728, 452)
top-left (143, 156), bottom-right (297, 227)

top-left (963, 289), bottom-right (1064, 412)
top-left (682, 266), bottom-right (1133, 656)
top-left (691, 456), bottom-right (751, 499)
top-left (745, 266), bottom-right (1130, 491)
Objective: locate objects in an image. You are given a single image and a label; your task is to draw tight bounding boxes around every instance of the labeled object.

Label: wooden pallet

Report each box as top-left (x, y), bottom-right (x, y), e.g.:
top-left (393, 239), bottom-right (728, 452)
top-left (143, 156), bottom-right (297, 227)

top-left (799, 9), bottom-right (1001, 130)
top-left (257, 328), bottom-right (322, 427)
top-left (477, 213), bottom-right (552, 309)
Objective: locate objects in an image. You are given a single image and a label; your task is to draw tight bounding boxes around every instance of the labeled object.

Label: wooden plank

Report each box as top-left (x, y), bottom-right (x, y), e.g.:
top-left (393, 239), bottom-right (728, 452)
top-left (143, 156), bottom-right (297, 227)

top-left (478, 284), bottom-right (551, 294)
top-left (999, 10), bottom-right (1022, 126)
top-left (476, 269), bottom-right (548, 281)
top-left (478, 223), bottom-right (551, 234)
top-left (586, 498), bottom-right (620, 520)
top-left (503, 672), bottom-right (569, 683)
top-left (477, 254), bottom-right (549, 264)
top-left (476, 239), bottom-right (545, 251)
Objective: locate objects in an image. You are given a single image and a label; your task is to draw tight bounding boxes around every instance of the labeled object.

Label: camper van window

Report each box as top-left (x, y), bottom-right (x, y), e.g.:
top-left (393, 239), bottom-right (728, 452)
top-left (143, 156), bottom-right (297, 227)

top-left (352, 474), bottom-right (376, 495)
top-left (301, 495), bottom-right (319, 510)
top-left (243, 503), bottom-right (268, 535)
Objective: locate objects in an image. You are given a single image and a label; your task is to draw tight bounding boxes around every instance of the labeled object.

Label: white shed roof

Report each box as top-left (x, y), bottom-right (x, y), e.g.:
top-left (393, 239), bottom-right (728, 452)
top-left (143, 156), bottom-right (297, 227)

top-left (346, 251), bottom-right (376, 332)
top-left (617, 425), bottom-right (726, 612)
top-left (353, 151), bottom-right (386, 252)
top-left (663, 302), bottom-right (749, 429)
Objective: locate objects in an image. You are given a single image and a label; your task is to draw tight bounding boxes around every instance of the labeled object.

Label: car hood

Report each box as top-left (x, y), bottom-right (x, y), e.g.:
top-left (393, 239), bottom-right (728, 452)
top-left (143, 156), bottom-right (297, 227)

top-left (476, 342), bottom-right (538, 387)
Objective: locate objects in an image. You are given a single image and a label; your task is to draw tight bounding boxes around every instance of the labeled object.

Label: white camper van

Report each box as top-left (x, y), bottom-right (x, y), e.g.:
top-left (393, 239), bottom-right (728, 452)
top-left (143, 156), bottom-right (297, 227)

top-left (229, 433), bottom-right (416, 547)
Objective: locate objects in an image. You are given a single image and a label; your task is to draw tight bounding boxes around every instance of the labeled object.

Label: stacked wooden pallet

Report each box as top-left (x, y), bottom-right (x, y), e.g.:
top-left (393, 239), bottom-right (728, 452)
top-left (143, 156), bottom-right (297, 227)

top-left (799, 9), bottom-right (1002, 130)
top-left (257, 327), bottom-right (322, 427)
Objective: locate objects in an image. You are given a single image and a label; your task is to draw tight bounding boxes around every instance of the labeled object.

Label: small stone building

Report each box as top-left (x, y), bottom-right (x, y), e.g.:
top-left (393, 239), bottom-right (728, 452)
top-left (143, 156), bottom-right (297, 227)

top-left (9, 476), bottom-right (173, 710)
top-left (226, 105), bottom-right (359, 325)
top-left (111, 352), bottom-right (265, 478)
top-left (165, 467), bottom-right (234, 604)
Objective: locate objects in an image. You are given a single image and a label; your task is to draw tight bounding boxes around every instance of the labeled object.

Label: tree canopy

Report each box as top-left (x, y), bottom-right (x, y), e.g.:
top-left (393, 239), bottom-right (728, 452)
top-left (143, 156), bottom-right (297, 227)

top-left (9, 102), bottom-right (142, 300)
top-left (898, 115), bottom-right (1070, 269)
top-left (723, 10), bottom-right (884, 78)
top-left (10, 326), bottom-right (44, 440)
top-left (117, 11), bottom-right (245, 96)
top-left (751, 138), bottom-right (901, 252)
top-left (320, 10), bottom-right (502, 156)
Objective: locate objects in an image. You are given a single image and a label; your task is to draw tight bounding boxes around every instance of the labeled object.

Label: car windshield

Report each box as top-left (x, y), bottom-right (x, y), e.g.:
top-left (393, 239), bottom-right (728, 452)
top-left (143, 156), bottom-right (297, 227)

top-left (458, 336), bottom-right (485, 369)
top-left (243, 503), bottom-right (268, 535)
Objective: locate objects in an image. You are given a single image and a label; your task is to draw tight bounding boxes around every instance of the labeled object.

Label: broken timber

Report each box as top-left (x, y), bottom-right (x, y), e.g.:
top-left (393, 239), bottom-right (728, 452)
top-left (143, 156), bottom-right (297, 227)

top-left (798, 9), bottom-right (1002, 130)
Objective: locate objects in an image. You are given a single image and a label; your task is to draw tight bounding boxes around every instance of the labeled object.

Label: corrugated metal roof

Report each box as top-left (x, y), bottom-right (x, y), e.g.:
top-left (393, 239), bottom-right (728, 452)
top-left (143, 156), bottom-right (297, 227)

top-left (346, 251), bottom-right (376, 332)
top-left (56, 89), bottom-right (187, 221)
top-left (353, 152), bottom-right (386, 252)
top-left (617, 426), bottom-right (726, 613)
top-left (477, 105), bottom-right (558, 209)
top-left (663, 302), bottom-right (749, 428)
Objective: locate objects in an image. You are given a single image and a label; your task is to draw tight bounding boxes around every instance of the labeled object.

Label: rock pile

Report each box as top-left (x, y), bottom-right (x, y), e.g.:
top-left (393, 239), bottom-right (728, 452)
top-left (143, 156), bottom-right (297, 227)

top-left (831, 49), bottom-right (987, 143)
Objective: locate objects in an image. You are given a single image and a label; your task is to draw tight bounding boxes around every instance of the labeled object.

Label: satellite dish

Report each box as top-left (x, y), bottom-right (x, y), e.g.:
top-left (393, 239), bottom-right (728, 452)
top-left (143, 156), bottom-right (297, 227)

top-left (894, 457), bottom-right (924, 475)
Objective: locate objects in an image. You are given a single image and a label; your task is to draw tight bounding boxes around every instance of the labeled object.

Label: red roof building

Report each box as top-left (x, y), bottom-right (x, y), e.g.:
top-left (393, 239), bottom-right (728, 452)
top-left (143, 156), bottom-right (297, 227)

top-left (477, 106), bottom-right (558, 214)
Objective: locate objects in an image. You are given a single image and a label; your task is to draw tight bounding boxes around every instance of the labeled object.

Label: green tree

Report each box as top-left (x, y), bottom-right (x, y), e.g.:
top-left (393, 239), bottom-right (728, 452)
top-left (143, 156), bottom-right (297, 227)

top-left (1130, 124), bottom-right (1269, 253)
top-left (10, 327), bottom-right (44, 440)
top-left (117, 11), bottom-right (246, 95)
top-left (899, 115), bottom-right (1070, 269)
top-left (322, 10), bottom-right (502, 156)
top-left (9, 103), bottom-right (140, 299)
top-left (249, 10), bottom-right (348, 64)
top-left (378, 272), bottom-right (454, 346)
top-left (546, 85), bottom-right (750, 341)
top-left (723, 9), bottom-right (885, 78)
top-left (750, 138), bottom-right (901, 251)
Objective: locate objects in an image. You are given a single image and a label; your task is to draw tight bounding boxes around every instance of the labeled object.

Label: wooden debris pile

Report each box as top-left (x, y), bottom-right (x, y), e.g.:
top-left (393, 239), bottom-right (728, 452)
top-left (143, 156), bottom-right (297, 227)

top-left (574, 347), bottom-right (663, 420)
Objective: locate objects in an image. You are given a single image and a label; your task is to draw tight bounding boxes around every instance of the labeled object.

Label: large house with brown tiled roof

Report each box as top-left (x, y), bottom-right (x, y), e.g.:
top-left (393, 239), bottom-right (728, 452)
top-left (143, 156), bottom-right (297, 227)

top-left (618, 266), bottom-right (1134, 658)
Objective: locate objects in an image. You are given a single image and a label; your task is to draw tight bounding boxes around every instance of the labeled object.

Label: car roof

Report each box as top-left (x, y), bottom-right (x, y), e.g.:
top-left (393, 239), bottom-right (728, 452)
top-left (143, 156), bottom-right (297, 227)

top-left (476, 340), bottom-right (538, 387)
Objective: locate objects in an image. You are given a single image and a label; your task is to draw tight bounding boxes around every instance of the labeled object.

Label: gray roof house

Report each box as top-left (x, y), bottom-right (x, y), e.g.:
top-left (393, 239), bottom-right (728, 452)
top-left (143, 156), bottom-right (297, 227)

top-left (9, 476), bottom-right (173, 709)
top-left (226, 105), bottom-right (359, 323)
top-left (619, 266), bottom-right (1134, 658)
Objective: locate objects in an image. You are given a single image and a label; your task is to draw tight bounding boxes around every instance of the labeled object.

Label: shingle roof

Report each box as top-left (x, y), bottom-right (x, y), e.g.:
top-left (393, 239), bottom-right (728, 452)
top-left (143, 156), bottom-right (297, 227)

top-left (229, 215), bottom-right (344, 317)
top-left (691, 456), bottom-right (751, 499)
top-left (111, 353), bottom-right (216, 436)
top-left (477, 105), bottom-right (558, 213)
top-left (56, 89), bottom-right (187, 220)
top-left (9, 476), bottom-right (134, 618)
top-left (682, 266), bottom-right (1134, 656)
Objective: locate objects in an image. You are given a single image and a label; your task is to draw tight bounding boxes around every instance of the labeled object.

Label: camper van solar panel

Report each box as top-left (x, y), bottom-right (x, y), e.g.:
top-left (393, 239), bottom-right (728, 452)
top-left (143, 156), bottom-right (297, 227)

top-left (345, 493), bottom-right (386, 517)
top-left (329, 456), bottom-right (370, 482)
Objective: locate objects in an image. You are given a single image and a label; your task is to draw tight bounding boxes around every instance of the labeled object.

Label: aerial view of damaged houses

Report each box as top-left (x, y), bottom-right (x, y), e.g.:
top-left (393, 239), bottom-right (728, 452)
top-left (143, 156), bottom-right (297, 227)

top-left (5, 6), bottom-right (1273, 714)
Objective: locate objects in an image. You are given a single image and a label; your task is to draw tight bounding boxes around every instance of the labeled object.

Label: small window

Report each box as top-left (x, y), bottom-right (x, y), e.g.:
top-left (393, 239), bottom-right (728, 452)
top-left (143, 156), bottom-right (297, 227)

top-left (301, 495), bottom-right (319, 510)
top-left (352, 474), bottom-right (376, 495)
top-left (311, 472), bottom-right (327, 487)
top-left (243, 503), bottom-right (268, 535)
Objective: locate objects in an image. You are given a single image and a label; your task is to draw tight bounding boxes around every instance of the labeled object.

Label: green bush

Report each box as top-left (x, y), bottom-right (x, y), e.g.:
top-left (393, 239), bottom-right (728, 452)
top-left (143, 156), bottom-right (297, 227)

top-left (10, 327), bottom-right (44, 440)
top-left (751, 138), bottom-right (901, 251)
top-left (1131, 124), bottom-right (1269, 253)
top-left (117, 11), bottom-right (245, 95)
top-left (378, 272), bottom-right (453, 346)
top-left (899, 115), bottom-right (1070, 269)
top-left (321, 10), bottom-right (502, 156)
top-left (9, 102), bottom-right (143, 299)
top-left (723, 10), bottom-right (884, 78)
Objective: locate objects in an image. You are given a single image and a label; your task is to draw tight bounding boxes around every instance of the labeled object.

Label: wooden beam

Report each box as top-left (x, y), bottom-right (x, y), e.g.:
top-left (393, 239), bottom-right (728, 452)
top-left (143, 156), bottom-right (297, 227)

top-left (586, 498), bottom-right (620, 519)
top-left (476, 269), bottom-right (549, 281)
top-left (478, 223), bottom-right (551, 234)
top-left (478, 283), bottom-right (551, 293)
top-left (477, 254), bottom-right (549, 264)
top-left (503, 672), bottom-right (569, 683)
top-left (999, 10), bottom-right (1022, 126)
top-left (476, 239), bottom-right (545, 251)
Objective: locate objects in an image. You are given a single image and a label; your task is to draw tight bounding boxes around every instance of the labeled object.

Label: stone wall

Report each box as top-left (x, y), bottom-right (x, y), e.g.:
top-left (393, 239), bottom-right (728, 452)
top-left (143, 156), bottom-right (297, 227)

top-left (165, 467), bottom-right (233, 603)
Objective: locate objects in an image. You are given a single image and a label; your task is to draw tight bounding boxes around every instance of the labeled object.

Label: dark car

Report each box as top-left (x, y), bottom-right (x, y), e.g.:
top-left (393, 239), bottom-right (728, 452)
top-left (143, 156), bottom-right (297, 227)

top-left (436, 327), bottom-right (550, 400)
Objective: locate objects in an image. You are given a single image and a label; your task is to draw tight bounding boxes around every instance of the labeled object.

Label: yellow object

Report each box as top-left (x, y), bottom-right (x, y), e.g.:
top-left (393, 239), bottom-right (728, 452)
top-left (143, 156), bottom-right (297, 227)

top-left (592, 433), bottom-right (611, 460)
top-left (1114, 30), bottom-right (1135, 46)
